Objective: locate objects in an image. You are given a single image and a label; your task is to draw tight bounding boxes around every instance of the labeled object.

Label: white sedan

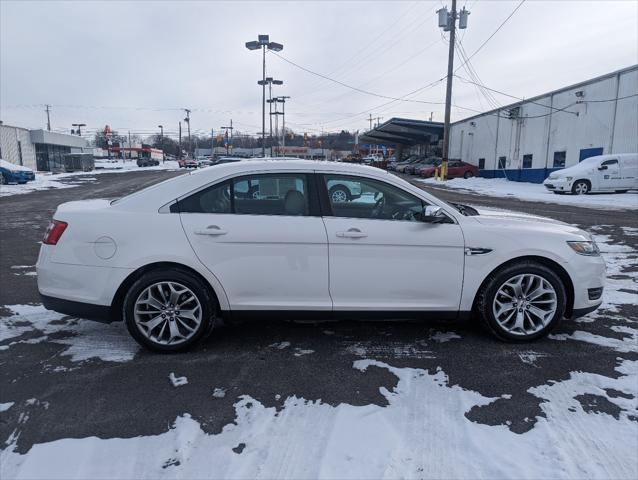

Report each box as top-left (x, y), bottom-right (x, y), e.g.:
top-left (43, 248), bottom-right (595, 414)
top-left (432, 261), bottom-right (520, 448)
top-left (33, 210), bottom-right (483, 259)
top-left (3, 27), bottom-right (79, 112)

top-left (37, 159), bottom-right (606, 352)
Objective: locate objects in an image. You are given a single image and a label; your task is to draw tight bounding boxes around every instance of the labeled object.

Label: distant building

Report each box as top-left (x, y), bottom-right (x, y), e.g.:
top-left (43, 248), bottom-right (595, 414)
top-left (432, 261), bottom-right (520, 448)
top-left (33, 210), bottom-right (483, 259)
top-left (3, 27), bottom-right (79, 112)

top-left (1, 124), bottom-right (91, 171)
top-left (0, 124), bottom-right (36, 170)
top-left (30, 129), bottom-right (90, 171)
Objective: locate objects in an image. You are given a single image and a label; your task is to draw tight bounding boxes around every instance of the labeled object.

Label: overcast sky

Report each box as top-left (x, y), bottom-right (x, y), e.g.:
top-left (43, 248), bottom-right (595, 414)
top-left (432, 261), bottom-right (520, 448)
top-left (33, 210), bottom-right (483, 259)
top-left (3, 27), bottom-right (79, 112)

top-left (1, 0), bottom-right (636, 140)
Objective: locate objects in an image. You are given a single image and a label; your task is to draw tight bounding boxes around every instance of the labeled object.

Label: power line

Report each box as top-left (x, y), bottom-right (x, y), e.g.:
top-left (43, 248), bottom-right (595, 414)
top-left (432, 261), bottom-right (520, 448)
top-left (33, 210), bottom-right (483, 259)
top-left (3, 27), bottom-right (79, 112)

top-left (270, 51), bottom-right (445, 106)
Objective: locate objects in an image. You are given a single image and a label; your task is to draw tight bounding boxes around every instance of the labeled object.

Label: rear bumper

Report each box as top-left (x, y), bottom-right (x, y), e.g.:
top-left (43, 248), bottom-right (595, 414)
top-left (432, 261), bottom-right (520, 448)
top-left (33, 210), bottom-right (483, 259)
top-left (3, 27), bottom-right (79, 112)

top-left (40, 294), bottom-right (116, 323)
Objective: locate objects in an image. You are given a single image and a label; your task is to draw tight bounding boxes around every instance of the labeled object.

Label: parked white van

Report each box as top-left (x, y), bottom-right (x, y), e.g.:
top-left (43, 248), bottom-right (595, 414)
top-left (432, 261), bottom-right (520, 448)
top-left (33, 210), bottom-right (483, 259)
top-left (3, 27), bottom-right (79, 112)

top-left (543, 153), bottom-right (638, 195)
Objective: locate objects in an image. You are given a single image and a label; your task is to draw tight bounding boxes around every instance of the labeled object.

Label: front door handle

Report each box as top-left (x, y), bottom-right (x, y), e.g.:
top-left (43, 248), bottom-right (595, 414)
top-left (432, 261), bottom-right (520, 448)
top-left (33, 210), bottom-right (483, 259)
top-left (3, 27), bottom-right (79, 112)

top-left (336, 228), bottom-right (367, 239)
top-left (194, 225), bottom-right (228, 236)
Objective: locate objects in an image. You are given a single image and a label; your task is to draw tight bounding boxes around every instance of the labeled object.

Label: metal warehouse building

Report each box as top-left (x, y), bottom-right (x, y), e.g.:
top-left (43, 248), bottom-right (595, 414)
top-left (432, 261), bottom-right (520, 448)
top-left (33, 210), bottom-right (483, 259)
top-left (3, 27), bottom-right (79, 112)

top-left (449, 65), bottom-right (638, 182)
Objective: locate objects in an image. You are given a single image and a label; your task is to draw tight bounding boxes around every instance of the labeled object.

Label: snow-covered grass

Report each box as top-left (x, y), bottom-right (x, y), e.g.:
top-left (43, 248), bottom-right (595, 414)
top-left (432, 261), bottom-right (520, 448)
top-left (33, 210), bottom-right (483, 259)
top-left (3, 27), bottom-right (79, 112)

top-left (0, 161), bottom-right (180, 198)
top-left (419, 177), bottom-right (638, 210)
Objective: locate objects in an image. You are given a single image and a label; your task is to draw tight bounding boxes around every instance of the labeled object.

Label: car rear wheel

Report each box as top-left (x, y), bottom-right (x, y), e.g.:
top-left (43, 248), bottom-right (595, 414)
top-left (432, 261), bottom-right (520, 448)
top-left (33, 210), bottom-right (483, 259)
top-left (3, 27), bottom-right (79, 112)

top-left (0, 174), bottom-right (5, 185)
top-left (476, 261), bottom-right (566, 341)
top-left (572, 180), bottom-right (590, 195)
top-left (123, 268), bottom-right (217, 352)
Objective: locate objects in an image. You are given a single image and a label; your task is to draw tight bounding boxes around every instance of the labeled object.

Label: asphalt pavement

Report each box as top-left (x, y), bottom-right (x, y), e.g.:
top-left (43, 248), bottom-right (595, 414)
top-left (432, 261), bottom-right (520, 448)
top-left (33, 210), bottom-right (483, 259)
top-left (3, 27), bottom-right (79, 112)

top-left (1, 169), bottom-right (636, 454)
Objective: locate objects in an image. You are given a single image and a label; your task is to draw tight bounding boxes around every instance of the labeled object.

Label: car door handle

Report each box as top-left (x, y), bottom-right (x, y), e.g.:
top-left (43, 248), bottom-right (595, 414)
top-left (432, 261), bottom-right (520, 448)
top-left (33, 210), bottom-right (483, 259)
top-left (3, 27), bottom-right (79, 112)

top-left (194, 225), bottom-right (228, 236)
top-left (336, 228), bottom-right (367, 238)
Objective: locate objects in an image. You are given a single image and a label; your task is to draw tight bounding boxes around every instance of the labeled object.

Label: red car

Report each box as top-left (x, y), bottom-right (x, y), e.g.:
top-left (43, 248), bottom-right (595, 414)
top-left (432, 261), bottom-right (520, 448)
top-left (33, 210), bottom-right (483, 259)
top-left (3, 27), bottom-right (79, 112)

top-left (421, 160), bottom-right (479, 179)
top-left (178, 158), bottom-right (198, 168)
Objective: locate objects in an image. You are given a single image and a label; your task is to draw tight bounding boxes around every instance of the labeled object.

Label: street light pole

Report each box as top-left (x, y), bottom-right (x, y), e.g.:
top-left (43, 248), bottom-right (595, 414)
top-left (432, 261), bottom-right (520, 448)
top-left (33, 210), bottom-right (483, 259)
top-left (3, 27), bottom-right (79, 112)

top-left (158, 125), bottom-right (164, 162)
top-left (245, 35), bottom-right (283, 157)
top-left (183, 109), bottom-right (191, 158)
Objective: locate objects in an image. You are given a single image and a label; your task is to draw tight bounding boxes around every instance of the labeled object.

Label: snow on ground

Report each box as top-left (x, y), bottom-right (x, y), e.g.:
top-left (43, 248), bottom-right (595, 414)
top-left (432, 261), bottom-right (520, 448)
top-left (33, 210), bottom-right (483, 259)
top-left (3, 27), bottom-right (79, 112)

top-left (419, 177), bottom-right (638, 210)
top-left (1, 230), bottom-right (636, 479)
top-left (1, 358), bottom-right (636, 479)
top-left (0, 161), bottom-right (180, 198)
top-left (0, 304), bottom-right (139, 362)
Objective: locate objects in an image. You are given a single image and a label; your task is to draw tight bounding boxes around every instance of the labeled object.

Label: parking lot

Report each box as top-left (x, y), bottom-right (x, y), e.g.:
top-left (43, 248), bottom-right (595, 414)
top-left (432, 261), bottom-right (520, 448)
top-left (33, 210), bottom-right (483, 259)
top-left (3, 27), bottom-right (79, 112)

top-left (1, 169), bottom-right (636, 478)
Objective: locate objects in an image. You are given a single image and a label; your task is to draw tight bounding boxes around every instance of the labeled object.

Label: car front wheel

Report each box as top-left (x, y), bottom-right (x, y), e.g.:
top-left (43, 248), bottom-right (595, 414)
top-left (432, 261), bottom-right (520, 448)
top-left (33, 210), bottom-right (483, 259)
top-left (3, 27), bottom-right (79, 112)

top-left (572, 180), bottom-right (590, 195)
top-left (476, 261), bottom-right (566, 341)
top-left (123, 268), bottom-right (217, 352)
top-left (464, 171), bottom-right (474, 179)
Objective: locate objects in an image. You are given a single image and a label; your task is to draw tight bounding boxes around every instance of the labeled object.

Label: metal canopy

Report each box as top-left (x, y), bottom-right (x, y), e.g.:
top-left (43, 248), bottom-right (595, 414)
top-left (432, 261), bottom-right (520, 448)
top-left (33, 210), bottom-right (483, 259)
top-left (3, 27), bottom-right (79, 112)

top-left (359, 117), bottom-right (444, 146)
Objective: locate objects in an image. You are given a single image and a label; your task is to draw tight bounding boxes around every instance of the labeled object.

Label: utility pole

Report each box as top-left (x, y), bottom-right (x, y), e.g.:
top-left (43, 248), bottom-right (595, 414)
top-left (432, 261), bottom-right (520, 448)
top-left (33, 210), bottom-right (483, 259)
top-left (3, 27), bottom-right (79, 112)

top-left (437, 0), bottom-right (470, 180)
top-left (178, 121), bottom-right (182, 159)
top-left (429, 112), bottom-right (434, 122)
top-left (45, 104), bottom-right (51, 131)
top-left (184, 109), bottom-right (191, 158)
top-left (128, 130), bottom-right (131, 161)
top-left (211, 128), bottom-right (215, 156)
top-left (368, 114), bottom-right (373, 131)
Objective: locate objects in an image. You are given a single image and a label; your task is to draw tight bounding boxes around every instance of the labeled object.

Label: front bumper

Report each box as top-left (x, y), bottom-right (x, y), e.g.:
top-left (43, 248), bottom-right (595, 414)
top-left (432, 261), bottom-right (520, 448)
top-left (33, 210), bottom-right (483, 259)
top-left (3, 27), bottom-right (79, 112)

top-left (564, 251), bottom-right (606, 316)
top-left (544, 177), bottom-right (572, 192)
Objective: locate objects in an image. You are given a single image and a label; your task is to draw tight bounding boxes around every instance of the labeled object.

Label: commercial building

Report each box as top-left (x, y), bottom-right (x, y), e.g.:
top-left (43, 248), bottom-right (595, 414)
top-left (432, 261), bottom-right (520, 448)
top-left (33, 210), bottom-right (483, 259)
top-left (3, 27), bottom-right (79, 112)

top-left (449, 65), bottom-right (638, 182)
top-left (0, 124), bottom-right (36, 170)
top-left (0, 124), bottom-right (91, 171)
top-left (363, 65), bottom-right (638, 183)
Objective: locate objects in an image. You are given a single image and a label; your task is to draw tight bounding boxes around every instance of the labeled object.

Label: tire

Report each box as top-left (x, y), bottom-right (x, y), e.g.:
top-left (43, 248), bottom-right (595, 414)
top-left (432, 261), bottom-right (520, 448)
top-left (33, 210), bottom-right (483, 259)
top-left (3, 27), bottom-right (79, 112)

top-left (0, 174), bottom-right (5, 185)
top-left (571, 180), bottom-right (590, 195)
top-left (329, 185), bottom-right (351, 203)
top-left (123, 268), bottom-right (218, 352)
top-left (464, 171), bottom-right (474, 179)
top-left (476, 261), bottom-right (566, 342)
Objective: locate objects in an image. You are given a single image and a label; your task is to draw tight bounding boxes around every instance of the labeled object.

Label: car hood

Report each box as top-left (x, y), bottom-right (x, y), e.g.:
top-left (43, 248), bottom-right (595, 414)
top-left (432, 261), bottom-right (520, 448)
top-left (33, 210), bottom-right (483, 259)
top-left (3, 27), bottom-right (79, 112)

top-left (472, 207), bottom-right (589, 237)
top-left (547, 164), bottom-right (595, 179)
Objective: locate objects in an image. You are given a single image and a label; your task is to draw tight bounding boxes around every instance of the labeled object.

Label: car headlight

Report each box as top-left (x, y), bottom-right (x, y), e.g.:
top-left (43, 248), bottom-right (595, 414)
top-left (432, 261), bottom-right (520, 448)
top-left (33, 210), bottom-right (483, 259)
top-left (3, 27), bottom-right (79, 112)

top-left (567, 241), bottom-right (600, 256)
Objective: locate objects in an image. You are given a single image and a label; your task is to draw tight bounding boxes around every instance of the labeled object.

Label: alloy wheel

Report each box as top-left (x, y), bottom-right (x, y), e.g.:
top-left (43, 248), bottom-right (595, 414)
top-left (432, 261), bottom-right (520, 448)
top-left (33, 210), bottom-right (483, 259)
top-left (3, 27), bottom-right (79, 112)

top-left (331, 189), bottom-right (348, 203)
top-left (492, 273), bottom-right (557, 336)
top-left (134, 281), bottom-right (202, 345)
top-left (574, 182), bottom-right (589, 195)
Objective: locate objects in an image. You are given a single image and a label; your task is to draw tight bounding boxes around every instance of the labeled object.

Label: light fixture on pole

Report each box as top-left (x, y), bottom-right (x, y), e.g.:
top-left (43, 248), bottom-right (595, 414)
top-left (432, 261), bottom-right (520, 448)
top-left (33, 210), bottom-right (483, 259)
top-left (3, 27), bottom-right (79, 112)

top-left (71, 123), bottom-right (86, 136)
top-left (245, 34), bottom-right (283, 157)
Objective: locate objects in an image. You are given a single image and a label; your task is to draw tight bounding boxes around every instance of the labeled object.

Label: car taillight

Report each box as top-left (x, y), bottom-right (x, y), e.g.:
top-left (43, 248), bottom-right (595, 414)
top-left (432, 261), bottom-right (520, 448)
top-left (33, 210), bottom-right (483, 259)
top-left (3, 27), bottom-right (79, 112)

top-left (43, 220), bottom-right (68, 245)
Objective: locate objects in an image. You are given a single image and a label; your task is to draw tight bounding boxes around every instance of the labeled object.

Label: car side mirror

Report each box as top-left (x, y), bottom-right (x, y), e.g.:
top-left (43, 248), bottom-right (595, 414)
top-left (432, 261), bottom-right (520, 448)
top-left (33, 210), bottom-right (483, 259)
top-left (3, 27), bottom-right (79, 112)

top-left (598, 165), bottom-right (608, 171)
top-left (421, 205), bottom-right (445, 223)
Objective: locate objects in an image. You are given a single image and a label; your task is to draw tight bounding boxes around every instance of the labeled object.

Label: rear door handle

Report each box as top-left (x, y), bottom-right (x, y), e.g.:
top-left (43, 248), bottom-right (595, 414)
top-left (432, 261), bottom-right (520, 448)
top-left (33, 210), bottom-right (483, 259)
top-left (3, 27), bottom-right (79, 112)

top-left (336, 228), bottom-right (367, 239)
top-left (194, 225), bottom-right (228, 236)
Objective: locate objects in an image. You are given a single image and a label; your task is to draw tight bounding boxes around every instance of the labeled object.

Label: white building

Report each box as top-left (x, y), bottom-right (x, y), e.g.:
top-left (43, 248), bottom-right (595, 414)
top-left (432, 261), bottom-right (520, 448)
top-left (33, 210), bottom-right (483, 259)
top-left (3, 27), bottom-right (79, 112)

top-left (449, 65), bottom-right (638, 182)
top-left (0, 124), bottom-right (90, 171)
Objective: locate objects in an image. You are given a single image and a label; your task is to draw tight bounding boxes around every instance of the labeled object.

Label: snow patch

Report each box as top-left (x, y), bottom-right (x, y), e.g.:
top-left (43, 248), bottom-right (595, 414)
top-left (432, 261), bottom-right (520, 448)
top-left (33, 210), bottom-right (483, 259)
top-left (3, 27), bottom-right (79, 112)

top-left (2, 359), bottom-right (636, 479)
top-left (169, 373), bottom-right (188, 387)
top-left (0, 304), bottom-right (138, 362)
top-left (212, 388), bottom-right (226, 399)
top-left (419, 177), bottom-right (638, 210)
top-left (429, 330), bottom-right (461, 343)
top-left (0, 402), bottom-right (15, 412)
